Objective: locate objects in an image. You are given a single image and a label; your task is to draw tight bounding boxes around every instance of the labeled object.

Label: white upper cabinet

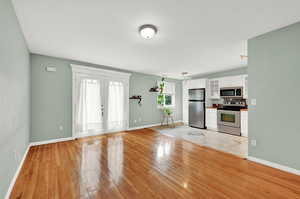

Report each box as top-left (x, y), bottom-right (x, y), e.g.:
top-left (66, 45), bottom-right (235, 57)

top-left (208, 79), bottom-right (220, 99)
top-left (187, 79), bottom-right (207, 89)
top-left (219, 75), bottom-right (243, 88)
top-left (207, 75), bottom-right (247, 99)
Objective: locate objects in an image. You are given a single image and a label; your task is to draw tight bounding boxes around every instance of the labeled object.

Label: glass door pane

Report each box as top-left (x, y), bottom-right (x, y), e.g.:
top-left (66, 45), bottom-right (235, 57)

top-left (221, 113), bottom-right (235, 123)
top-left (75, 78), bottom-right (105, 136)
top-left (107, 81), bottom-right (125, 131)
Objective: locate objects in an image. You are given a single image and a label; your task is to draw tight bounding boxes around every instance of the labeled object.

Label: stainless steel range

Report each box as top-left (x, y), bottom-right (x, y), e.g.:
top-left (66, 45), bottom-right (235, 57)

top-left (217, 98), bottom-right (246, 136)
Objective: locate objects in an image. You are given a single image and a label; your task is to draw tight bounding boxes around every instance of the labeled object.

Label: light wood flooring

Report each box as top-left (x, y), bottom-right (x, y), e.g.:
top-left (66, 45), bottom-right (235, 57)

top-left (10, 128), bottom-right (300, 199)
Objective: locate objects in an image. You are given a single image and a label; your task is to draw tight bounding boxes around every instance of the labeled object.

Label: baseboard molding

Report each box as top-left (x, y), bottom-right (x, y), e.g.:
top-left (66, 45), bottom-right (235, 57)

top-left (127, 120), bottom-right (183, 131)
top-left (30, 137), bottom-right (75, 146)
top-left (73, 129), bottom-right (126, 139)
top-left (5, 144), bottom-right (31, 199)
top-left (247, 156), bottom-right (300, 176)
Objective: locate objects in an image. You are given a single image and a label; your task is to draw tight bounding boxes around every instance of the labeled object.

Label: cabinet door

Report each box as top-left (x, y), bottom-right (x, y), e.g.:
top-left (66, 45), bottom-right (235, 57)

top-left (220, 75), bottom-right (243, 88)
top-left (231, 76), bottom-right (243, 87)
top-left (241, 111), bottom-right (248, 137)
top-left (206, 108), bottom-right (217, 130)
top-left (209, 79), bottom-right (220, 99)
top-left (188, 79), bottom-right (207, 89)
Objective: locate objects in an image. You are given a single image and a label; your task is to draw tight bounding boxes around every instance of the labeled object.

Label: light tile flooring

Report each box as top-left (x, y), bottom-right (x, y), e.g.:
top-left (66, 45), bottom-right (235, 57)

top-left (155, 125), bottom-right (248, 158)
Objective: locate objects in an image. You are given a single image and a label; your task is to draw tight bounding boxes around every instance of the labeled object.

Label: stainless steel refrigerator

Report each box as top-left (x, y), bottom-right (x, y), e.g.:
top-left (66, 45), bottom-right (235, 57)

top-left (188, 88), bottom-right (206, 129)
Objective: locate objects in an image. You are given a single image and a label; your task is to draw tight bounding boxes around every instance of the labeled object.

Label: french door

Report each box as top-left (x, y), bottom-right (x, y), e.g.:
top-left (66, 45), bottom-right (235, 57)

top-left (72, 65), bottom-right (130, 138)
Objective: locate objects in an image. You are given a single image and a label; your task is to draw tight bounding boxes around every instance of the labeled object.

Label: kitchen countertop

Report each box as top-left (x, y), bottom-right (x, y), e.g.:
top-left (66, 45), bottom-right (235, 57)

top-left (240, 109), bottom-right (248, 111)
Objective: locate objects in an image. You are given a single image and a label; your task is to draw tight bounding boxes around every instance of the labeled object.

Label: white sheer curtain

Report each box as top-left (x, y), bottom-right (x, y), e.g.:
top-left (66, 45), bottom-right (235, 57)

top-left (107, 81), bottom-right (125, 130)
top-left (76, 79), bottom-right (103, 135)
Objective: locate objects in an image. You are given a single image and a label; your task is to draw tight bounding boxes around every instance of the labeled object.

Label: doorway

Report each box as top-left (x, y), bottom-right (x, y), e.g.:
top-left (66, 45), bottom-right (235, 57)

top-left (71, 65), bottom-right (131, 138)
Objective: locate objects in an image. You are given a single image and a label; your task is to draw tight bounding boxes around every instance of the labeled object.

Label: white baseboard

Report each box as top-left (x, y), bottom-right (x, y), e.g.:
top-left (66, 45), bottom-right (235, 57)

top-left (30, 137), bottom-right (75, 146)
top-left (5, 144), bottom-right (31, 199)
top-left (73, 129), bottom-right (126, 139)
top-left (247, 156), bottom-right (300, 176)
top-left (127, 120), bottom-right (183, 131)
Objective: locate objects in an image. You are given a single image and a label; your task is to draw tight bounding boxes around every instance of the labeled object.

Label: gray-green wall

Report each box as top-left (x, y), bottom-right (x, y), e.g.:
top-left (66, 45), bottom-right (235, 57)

top-left (248, 22), bottom-right (300, 170)
top-left (191, 66), bottom-right (247, 79)
top-left (0, 0), bottom-right (30, 198)
top-left (31, 54), bottom-right (182, 142)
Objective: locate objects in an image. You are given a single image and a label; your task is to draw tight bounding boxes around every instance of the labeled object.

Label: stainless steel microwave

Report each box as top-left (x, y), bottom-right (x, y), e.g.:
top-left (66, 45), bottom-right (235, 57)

top-left (220, 87), bottom-right (243, 98)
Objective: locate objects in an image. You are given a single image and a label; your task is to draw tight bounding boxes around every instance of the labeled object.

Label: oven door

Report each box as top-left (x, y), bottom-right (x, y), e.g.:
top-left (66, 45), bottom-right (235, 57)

top-left (220, 89), bottom-right (236, 97)
top-left (217, 110), bottom-right (240, 128)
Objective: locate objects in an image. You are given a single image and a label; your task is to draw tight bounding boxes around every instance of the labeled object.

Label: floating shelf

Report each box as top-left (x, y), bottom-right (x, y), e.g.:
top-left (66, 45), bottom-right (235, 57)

top-left (149, 86), bottom-right (159, 92)
top-left (129, 95), bottom-right (142, 105)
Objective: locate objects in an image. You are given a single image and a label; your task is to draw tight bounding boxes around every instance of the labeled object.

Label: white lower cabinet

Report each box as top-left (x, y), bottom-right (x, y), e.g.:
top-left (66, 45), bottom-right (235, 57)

top-left (205, 108), bottom-right (218, 130)
top-left (241, 110), bottom-right (248, 137)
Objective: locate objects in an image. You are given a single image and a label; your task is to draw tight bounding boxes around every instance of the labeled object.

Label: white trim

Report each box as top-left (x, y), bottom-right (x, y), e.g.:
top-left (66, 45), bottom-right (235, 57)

top-left (73, 129), bottom-right (126, 139)
top-left (30, 137), bottom-right (75, 146)
top-left (127, 123), bottom-right (161, 131)
top-left (127, 120), bottom-right (183, 131)
top-left (5, 144), bottom-right (31, 199)
top-left (247, 156), bottom-right (300, 176)
top-left (71, 64), bottom-right (131, 138)
top-left (70, 64), bottom-right (131, 79)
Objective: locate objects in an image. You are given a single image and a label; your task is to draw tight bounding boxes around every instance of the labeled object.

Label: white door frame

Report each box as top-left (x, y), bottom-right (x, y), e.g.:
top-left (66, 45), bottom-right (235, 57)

top-left (70, 64), bottom-right (131, 138)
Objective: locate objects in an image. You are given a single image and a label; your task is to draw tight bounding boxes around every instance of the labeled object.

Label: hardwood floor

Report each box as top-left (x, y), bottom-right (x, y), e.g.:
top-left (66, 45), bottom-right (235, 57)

top-left (10, 129), bottom-right (300, 199)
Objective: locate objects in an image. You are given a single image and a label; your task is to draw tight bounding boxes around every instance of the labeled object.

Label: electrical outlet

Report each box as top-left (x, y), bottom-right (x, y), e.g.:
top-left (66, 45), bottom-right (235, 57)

top-left (251, 139), bottom-right (257, 146)
top-left (251, 99), bottom-right (257, 106)
top-left (59, 125), bottom-right (63, 131)
top-left (134, 120), bottom-right (137, 123)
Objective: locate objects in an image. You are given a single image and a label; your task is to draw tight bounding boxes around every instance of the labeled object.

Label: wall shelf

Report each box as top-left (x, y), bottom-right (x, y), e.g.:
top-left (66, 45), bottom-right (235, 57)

top-left (129, 95), bottom-right (142, 105)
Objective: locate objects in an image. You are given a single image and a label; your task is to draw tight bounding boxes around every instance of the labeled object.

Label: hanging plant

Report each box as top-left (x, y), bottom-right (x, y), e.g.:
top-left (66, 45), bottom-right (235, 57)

top-left (157, 94), bottom-right (165, 106)
top-left (159, 77), bottom-right (165, 94)
top-left (157, 77), bottom-right (165, 106)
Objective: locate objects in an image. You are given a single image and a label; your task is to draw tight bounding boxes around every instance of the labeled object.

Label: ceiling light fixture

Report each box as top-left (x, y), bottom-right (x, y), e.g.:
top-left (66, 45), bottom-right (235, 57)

top-left (139, 24), bottom-right (157, 39)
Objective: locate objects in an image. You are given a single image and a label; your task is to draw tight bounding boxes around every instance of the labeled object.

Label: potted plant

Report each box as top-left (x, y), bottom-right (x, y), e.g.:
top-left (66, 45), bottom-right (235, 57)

top-left (163, 107), bottom-right (173, 116)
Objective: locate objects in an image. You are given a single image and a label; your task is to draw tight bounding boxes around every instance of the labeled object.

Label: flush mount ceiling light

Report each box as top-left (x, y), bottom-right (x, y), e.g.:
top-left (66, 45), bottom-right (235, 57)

top-left (139, 24), bottom-right (157, 39)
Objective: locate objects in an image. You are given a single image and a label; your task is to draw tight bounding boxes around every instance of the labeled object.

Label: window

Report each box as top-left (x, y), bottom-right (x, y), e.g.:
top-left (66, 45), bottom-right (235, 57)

top-left (165, 94), bottom-right (172, 106)
top-left (157, 81), bottom-right (175, 107)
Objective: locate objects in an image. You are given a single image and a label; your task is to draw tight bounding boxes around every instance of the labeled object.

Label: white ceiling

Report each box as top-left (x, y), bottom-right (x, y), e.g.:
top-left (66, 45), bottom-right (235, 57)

top-left (13, 0), bottom-right (300, 79)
